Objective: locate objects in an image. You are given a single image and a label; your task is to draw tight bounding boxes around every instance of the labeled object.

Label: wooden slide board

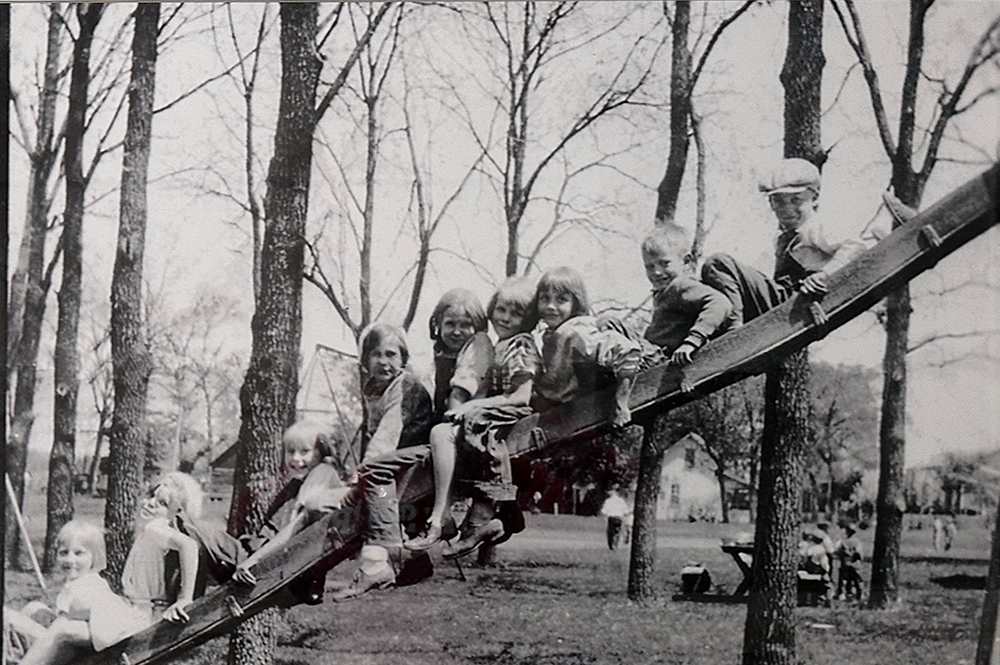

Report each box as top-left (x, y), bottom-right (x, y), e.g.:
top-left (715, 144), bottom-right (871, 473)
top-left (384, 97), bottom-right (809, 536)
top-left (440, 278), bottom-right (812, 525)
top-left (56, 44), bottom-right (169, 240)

top-left (80, 164), bottom-right (998, 665)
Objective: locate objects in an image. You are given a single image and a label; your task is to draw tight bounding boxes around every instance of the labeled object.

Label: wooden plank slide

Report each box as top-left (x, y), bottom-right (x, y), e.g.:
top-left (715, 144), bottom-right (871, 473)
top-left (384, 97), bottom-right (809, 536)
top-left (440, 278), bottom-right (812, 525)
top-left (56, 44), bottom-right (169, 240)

top-left (80, 164), bottom-right (999, 665)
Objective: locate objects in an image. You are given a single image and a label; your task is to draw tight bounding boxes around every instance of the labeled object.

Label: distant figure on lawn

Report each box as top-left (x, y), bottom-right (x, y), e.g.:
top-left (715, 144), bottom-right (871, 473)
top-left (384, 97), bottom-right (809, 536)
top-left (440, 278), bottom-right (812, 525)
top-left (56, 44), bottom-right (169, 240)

top-left (600, 487), bottom-right (631, 551)
top-left (835, 523), bottom-right (863, 602)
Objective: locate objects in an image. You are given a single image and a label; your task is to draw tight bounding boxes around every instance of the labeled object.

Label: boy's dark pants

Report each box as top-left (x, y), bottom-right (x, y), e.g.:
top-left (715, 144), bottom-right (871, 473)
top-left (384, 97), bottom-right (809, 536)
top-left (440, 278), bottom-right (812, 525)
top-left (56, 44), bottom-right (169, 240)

top-left (838, 564), bottom-right (863, 599)
top-left (606, 516), bottom-right (623, 550)
top-left (701, 253), bottom-right (794, 323)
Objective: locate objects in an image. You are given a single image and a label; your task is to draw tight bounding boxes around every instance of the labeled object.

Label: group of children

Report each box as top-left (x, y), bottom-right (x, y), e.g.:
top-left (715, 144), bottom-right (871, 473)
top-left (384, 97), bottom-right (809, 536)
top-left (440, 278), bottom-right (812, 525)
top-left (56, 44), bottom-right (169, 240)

top-left (4, 158), bottom-right (915, 662)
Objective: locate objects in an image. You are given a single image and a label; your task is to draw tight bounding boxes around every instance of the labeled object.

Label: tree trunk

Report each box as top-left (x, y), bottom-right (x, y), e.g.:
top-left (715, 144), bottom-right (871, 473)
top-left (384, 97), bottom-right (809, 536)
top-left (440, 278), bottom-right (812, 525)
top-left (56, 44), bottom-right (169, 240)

top-left (975, 486), bottom-right (1000, 665)
top-left (742, 2), bottom-right (823, 663)
top-left (743, 356), bottom-right (811, 665)
top-left (627, 420), bottom-right (665, 601)
top-left (6, 3), bottom-right (63, 570)
top-left (44, 3), bottom-right (103, 572)
top-left (105, 2), bottom-right (159, 586)
top-left (654, 0), bottom-right (691, 226)
top-left (87, 424), bottom-right (106, 496)
top-left (227, 5), bottom-right (320, 665)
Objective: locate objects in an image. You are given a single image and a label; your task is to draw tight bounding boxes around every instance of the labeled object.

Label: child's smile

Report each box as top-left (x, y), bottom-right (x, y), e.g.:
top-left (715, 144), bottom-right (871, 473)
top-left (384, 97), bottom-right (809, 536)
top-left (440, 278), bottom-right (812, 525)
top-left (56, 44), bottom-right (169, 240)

top-left (642, 248), bottom-right (682, 290)
top-left (769, 191), bottom-right (816, 230)
top-left (56, 536), bottom-right (95, 581)
top-left (285, 439), bottom-right (320, 478)
top-left (491, 299), bottom-right (524, 340)
top-left (538, 290), bottom-right (574, 329)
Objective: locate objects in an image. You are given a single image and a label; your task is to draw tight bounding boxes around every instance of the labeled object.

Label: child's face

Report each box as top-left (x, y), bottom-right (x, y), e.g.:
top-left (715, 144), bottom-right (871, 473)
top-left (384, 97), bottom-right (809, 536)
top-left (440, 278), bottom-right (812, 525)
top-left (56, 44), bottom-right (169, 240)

top-left (285, 436), bottom-right (321, 478)
top-left (491, 297), bottom-right (526, 340)
top-left (537, 288), bottom-right (575, 330)
top-left (439, 307), bottom-right (477, 352)
top-left (642, 245), bottom-right (684, 290)
top-left (365, 337), bottom-right (405, 385)
top-left (769, 190), bottom-right (817, 230)
top-left (140, 483), bottom-right (177, 522)
top-left (56, 534), bottom-right (95, 581)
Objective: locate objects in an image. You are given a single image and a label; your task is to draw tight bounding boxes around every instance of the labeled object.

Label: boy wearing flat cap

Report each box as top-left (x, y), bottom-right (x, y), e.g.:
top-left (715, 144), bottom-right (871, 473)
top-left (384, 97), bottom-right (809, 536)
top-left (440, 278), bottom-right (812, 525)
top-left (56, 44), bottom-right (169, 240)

top-left (701, 158), bottom-right (867, 325)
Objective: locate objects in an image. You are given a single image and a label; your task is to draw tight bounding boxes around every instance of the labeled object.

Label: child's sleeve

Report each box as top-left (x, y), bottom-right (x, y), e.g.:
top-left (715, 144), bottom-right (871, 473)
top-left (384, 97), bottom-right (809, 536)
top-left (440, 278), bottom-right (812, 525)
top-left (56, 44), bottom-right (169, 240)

top-left (805, 220), bottom-right (866, 277)
top-left (498, 334), bottom-right (541, 392)
top-left (450, 332), bottom-right (494, 399)
top-left (676, 280), bottom-right (734, 347)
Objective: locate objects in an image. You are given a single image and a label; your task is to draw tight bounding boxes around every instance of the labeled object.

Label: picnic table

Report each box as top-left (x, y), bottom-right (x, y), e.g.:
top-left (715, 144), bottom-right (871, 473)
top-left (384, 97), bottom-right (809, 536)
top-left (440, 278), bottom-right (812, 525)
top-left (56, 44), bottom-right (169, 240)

top-left (721, 541), bottom-right (755, 596)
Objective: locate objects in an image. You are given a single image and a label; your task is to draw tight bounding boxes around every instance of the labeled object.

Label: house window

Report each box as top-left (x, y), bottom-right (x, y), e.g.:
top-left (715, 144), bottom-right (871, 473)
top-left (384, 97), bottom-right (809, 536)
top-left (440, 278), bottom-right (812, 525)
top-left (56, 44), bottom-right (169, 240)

top-left (685, 447), bottom-right (696, 469)
top-left (670, 483), bottom-right (681, 505)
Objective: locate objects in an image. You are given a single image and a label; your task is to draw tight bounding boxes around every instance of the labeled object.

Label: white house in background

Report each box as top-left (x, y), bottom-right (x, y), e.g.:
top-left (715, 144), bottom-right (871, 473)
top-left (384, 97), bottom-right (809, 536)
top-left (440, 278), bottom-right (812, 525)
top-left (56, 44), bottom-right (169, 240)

top-left (658, 432), bottom-right (750, 522)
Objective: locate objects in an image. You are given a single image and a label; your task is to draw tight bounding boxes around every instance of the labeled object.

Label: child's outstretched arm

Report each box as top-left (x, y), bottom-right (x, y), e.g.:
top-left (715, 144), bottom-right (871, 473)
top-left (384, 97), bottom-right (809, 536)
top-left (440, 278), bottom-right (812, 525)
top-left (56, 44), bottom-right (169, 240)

top-left (161, 529), bottom-right (199, 623)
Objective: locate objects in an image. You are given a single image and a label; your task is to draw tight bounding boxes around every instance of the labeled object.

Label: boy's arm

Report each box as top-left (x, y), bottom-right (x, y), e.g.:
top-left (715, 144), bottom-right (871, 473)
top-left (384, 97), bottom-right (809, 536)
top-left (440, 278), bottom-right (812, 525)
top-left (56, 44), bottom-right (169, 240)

top-left (671, 280), bottom-right (734, 364)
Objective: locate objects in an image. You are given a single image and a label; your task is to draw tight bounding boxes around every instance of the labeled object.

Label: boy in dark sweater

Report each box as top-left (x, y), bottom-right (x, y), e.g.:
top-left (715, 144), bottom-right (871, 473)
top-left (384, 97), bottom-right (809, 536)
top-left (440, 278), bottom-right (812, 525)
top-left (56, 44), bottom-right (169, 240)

top-left (641, 223), bottom-right (738, 367)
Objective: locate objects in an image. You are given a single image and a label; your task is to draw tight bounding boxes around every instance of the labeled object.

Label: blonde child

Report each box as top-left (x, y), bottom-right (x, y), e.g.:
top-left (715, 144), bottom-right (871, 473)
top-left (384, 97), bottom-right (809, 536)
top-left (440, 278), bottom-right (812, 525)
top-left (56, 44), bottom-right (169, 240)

top-left (4, 521), bottom-right (145, 665)
top-left (528, 267), bottom-right (642, 428)
top-left (641, 224), bottom-right (736, 367)
top-left (233, 421), bottom-right (345, 589)
top-left (407, 278), bottom-right (540, 556)
top-left (121, 472), bottom-right (204, 624)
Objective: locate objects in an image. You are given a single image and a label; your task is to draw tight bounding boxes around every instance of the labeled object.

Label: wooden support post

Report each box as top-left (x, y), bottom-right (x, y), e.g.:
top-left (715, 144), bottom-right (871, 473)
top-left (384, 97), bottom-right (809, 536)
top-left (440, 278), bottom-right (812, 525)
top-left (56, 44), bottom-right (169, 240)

top-left (976, 491), bottom-right (1000, 665)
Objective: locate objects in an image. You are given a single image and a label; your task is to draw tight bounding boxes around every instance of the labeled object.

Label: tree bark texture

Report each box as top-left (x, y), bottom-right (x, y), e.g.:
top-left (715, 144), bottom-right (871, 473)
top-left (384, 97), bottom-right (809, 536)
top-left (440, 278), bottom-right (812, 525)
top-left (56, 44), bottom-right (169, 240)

top-left (6, 3), bottom-right (63, 569)
top-left (654, 0), bottom-right (691, 226)
top-left (227, 5), bottom-right (320, 664)
top-left (105, 2), bottom-right (159, 586)
top-left (742, 351), bottom-right (811, 665)
top-left (627, 419), bottom-right (666, 601)
top-left (743, 2), bottom-right (823, 663)
top-left (44, 3), bottom-right (103, 572)
top-left (976, 487), bottom-right (1000, 665)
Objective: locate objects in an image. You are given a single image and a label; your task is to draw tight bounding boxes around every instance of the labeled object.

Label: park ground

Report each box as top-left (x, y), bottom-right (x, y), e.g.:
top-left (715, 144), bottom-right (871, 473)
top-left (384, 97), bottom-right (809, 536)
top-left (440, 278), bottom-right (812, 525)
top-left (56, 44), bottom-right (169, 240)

top-left (4, 492), bottom-right (994, 665)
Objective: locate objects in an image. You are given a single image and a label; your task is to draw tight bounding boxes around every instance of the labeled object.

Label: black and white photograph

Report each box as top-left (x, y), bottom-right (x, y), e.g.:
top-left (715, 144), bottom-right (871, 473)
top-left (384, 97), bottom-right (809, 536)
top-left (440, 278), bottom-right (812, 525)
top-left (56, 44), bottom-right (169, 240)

top-left (3, 2), bottom-right (1000, 664)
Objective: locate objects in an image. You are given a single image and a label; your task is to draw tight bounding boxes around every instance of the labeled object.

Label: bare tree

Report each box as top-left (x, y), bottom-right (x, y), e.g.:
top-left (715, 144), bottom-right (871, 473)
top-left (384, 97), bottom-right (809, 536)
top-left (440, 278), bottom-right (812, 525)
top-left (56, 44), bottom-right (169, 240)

top-left (742, 3), bottom-right (824, 663)
top-left (831, 0), bottom-right (1000, 609)
top-left (449, 2), bottom-right (664, 276)
top-left (227, 4), bottom-right (391, 664)
top-left (6, 2), bottom-right (67, 569)
top-left (44, 2), bottom-right (105, 573)
top-left (104, 2), bottom-right (160, 585)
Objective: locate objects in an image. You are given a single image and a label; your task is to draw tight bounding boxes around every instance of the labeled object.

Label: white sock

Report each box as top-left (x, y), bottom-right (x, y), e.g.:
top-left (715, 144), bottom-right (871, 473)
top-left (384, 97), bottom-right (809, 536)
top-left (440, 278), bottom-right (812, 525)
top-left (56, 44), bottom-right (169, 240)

top-left (359, 545), bottom-right (390, 574)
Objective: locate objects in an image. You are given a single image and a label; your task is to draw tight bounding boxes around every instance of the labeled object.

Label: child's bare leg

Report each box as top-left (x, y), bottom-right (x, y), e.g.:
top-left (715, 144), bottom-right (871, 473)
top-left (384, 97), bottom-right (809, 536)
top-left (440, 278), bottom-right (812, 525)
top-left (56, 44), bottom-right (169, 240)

top-left (406, 423), bottom-right (456, 550)
top-left (5, 608), bottom-right (48, 643)
top-left (20, 618), bottom-right (90, 665)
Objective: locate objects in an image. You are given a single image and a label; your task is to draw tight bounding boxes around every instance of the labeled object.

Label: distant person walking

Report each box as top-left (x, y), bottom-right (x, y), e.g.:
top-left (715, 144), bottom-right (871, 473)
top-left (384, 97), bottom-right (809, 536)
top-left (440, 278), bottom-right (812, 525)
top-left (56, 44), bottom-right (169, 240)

top-left (933, 516), bottom-right (945, 551)
top-left (600, 487), bottom-right (631, 551)
top-left (943, 514), bottom-right (957, 551)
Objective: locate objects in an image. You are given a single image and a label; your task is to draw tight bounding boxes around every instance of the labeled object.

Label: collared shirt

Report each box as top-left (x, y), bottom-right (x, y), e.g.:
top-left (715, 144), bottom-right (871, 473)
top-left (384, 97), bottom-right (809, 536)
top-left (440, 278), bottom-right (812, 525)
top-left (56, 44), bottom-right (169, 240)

top-left (488, 333), bottom-right (541, 397)
top-left (644, 275), bottom-right (736, 353)
top-left (433, 333), bottom-right (494, 418)
top-left (779, 213), bottom-right (867, 281)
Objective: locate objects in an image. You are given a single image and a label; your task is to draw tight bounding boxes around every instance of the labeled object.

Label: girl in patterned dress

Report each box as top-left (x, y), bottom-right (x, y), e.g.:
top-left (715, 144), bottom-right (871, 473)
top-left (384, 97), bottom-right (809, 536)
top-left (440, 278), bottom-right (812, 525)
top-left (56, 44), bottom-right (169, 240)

top-left (407, 278), bottom-right (540, 556)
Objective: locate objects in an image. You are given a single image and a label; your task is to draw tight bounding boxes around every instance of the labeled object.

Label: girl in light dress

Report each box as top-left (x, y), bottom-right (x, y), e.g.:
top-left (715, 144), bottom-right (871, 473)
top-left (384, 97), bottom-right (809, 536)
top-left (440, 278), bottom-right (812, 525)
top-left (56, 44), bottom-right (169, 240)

top-left (4, 520), bottom-right (145, 665)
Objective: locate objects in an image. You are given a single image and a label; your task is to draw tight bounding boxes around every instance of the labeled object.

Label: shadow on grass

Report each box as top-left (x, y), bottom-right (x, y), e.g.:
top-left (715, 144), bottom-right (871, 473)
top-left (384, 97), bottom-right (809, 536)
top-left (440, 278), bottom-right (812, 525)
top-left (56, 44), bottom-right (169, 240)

top-left (929, 573), bottom-right (986, 590)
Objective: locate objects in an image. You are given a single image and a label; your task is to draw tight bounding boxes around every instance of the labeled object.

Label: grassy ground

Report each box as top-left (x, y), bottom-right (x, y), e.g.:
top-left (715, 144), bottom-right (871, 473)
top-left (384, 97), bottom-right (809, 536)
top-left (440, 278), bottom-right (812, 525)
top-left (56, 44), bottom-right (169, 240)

top-left (4, 492), bottom-right (994, 665)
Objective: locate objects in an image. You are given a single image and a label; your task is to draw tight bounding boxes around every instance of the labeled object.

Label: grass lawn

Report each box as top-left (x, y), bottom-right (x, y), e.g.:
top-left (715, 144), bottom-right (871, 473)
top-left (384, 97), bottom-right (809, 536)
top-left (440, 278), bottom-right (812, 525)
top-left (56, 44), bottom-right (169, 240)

top-left (4, 493), bottom-right (995, 665)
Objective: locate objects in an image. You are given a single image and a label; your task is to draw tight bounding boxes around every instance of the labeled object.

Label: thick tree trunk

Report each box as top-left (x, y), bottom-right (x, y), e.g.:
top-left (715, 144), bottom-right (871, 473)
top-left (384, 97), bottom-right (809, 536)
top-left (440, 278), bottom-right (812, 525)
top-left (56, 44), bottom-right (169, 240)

top-left (743, 356), bottom-right (811, 665)
top-left (6, 3), bottom-right (63, 569)
top-left (105, 2), bottom-right (159, 586)
top-left (227, 5), bottom-right (320, 665)
top-left (627, 420), bottom-right (665, 601)
top-left (44, 3), bottom-right (103, 572)
top-left (654, 0), bottom-right (691, 226)
top-left (742, 2), bottom-right (823, 663)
